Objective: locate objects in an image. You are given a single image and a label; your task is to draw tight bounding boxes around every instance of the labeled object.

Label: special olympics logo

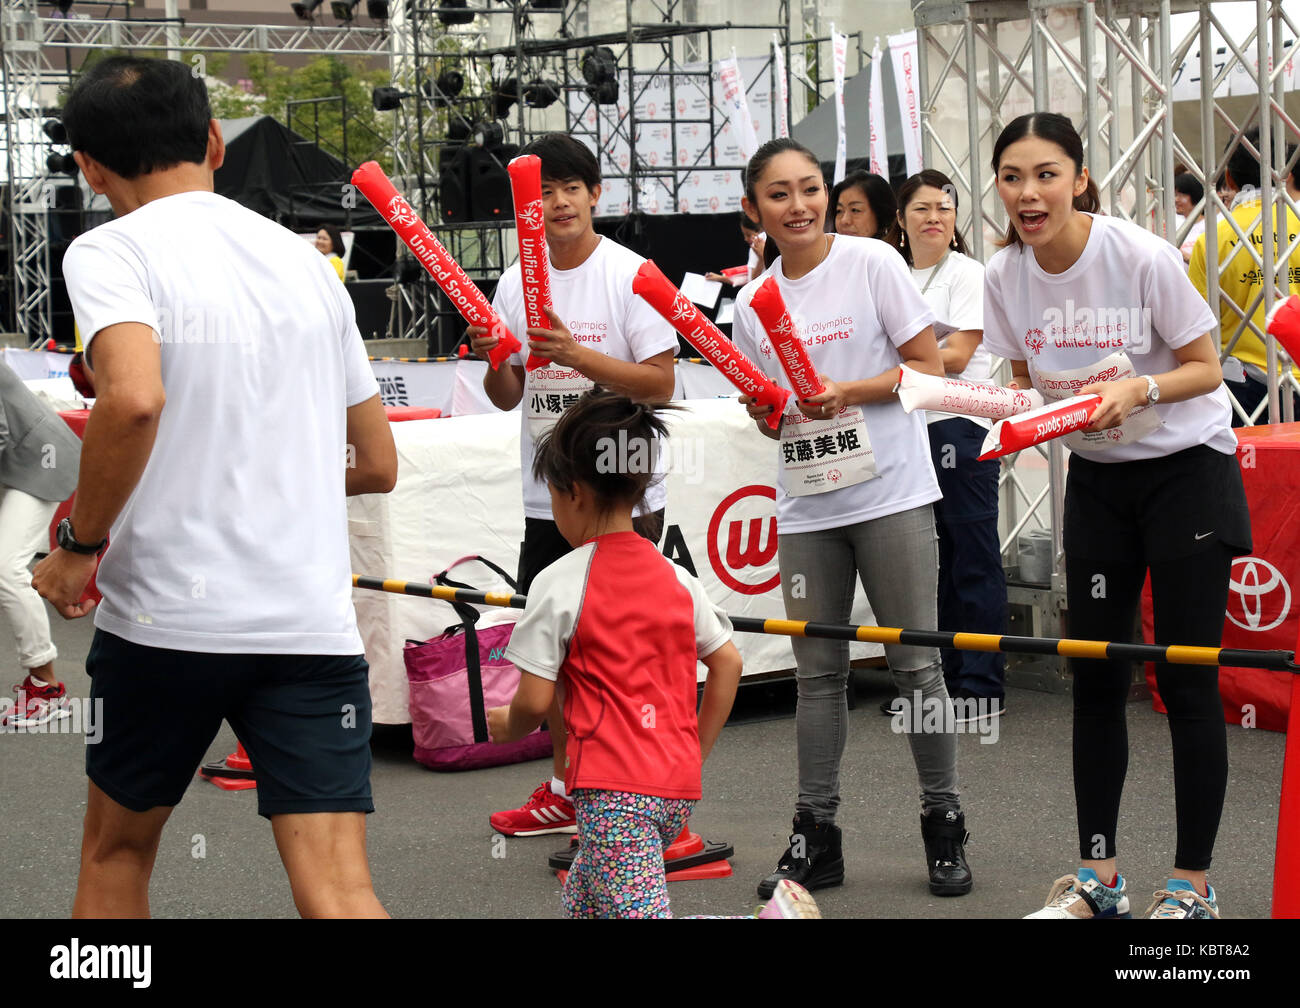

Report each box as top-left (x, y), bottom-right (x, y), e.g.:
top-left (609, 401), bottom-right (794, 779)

top-left (709, 195), bottom-right (719, 211)
top-left (387, 196), bottom-right (417, 227)
top-left (1104, 427), bottom-right (1124, 441)
top-left (1226, 557), bottom-right (1292, 633)
top-left (708, 485), bottom-right (781, 595)
top-left (774, 316), bottom-right (793, 337)
top-left (678, 98), bottom-right (687, 114)
top-left (519, 199), bottom-right (544, 231)
top-left (1025, 328), bottom-right (1046, 355)
top-left (828, 469), bottom-right (842, 483)
top-left (759, 338), bottom-right (773, 358)
top-left (670, 294), bottom-right (694, 322)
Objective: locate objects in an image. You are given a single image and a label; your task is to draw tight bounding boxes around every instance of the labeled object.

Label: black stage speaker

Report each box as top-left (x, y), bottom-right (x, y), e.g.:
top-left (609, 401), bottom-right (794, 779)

top-left (440, 146), bottom-right (512, 224)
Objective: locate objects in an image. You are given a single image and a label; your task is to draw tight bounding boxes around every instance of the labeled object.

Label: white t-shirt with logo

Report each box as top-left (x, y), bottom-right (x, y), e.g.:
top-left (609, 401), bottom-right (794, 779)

top-left (910, 251), bottom-right (996, 428)
top-left (732, 234), bottom-right (941, 534)
top-left (64, 190), bottom-right (379, 654)
top-left (496, 236), bottom-right (677, 519)
top-left (982, 213), bottom-right (1234, 462)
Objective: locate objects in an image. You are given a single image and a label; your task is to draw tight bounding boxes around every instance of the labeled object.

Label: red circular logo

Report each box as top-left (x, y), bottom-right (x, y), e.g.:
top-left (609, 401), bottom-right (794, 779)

top-left (707, 485), bottom-right (781, 595)
top-left (1226, 556), bottom-right (1292, 633)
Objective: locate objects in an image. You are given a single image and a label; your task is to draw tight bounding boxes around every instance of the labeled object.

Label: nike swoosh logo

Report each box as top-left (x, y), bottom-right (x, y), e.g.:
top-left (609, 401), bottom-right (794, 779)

top-left (1194, 531), bottom-right (1215, 540)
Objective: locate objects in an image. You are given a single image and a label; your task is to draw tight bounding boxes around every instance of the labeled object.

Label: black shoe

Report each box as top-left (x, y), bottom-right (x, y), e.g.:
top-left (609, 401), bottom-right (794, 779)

top-left (949, 690), bottom-right (1005, 724)
top-left (879, 696), bottom-right (905, 716)
top-left (757, 813), bottom-right (845, 899)
top-left (921, 809), bottom-right (972, 896)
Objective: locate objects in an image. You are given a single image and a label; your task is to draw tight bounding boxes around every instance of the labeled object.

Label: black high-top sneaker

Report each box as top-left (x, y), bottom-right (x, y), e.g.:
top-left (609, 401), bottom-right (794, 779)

top-left (757, 812), bottom-right (845, 899)
top-left (921, 808), bottom-right (973, 896)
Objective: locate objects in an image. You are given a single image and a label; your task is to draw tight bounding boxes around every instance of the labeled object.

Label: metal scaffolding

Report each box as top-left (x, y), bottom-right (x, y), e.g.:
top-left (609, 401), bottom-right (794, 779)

top-left (913, 0), bottom-right (1299, 685)
top-left (0, 1), bottom-right (392, 344)
top-left (390, 0), bottom-right (795, 348)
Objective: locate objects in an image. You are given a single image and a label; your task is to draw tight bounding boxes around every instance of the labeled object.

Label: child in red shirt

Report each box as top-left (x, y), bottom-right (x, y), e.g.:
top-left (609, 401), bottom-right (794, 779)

top-left (488, 390), bottom-right (818, 919)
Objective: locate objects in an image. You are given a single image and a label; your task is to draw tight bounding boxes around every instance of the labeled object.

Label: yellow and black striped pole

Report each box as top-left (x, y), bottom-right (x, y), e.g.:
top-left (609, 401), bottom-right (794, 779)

top-left (367, 356), bottom-right (461, 363)
top-left (351, 575), bottom-right (1299, 673)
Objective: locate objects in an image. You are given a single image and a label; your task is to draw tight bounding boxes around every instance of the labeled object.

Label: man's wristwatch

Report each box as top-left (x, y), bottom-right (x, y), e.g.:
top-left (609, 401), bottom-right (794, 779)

top-left (56, 517), bottom-right (107, 556)
top-left (1144, 374), bottom-right (1161, 405)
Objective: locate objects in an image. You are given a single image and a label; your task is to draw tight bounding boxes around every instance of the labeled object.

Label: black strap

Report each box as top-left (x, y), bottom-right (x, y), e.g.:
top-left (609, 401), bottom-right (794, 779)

top-left (434, 555), bottom-right (519, 592)
top-left (461, 618), bottom-right (489, 744)
top-left (431, 557), bottom-right (517, 745)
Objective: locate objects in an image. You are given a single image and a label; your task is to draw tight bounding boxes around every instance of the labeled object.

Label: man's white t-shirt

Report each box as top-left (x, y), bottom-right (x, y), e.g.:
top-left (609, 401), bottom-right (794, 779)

top-left (495, 236), bottom-right (677, 519)
top-left (64, 191), bottom-right (378, 654)
top-left (732, 234), bottom-right (941, 534)
top-left (909, 251), bottom-right (996, 429)
top-left (982, 213), bottom-right (1234, 462)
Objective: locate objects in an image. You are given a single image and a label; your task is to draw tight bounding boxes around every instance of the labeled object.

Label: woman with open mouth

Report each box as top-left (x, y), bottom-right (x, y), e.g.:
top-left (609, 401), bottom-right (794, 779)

top-left (983, 112), bottom-right (1251, 921)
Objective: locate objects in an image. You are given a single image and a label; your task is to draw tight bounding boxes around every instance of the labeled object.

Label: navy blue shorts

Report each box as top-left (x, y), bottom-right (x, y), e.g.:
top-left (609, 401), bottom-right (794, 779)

top-left (85, 629), bottom-right (374, 819)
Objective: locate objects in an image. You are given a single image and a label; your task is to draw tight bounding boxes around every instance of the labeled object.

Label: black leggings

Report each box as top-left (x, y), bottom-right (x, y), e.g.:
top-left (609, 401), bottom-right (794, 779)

top-left (1066, 545), bottom-right (1233, 872)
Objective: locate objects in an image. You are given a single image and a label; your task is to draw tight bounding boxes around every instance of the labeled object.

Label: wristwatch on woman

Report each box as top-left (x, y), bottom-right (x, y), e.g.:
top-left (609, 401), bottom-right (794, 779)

top-left (1144, 374), bottom-right (1161, 405)
top-left (56, 517), bottom-right (107, 555)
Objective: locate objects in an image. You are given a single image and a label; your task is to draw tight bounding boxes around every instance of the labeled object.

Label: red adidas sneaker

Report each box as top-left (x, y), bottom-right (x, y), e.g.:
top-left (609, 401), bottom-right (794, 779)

top-left (489, 780), bottom-right (577, 837)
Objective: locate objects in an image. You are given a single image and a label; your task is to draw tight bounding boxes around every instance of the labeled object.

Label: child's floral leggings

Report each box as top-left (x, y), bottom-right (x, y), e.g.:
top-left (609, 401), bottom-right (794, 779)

top-left (563, 789), bottom-right (696, 919)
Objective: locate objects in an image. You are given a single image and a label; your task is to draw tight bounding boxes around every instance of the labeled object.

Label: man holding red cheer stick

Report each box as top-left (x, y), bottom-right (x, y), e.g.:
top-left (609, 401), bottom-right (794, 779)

top-left (469, 133), bottom-right (677, 840)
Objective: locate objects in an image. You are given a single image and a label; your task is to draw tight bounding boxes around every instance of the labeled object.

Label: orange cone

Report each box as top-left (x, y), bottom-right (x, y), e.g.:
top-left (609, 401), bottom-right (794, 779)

top-left (199, 742), bottom-right (257, 792)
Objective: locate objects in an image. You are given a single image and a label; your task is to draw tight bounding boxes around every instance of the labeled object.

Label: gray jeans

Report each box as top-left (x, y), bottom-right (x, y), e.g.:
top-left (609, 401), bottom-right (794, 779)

top-left (777, 503), bottom-right (960, 821)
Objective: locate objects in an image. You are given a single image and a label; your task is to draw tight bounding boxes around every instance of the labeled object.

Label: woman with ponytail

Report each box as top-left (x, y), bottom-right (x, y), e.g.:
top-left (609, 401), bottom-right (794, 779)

top-left (731, 138), bottom-right (975, 902)
top-left (982, 113), bottom-right (1250, 920)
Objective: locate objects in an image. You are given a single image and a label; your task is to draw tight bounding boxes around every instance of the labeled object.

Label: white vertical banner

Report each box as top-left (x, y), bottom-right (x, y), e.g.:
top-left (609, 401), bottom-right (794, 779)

top-left (831, 25), bottom-right (848, 185)
top-left (718, 53), bottom-right (760, 163)
top-left (772, 34), bottom-right (789, 139)
top-left (868, 38), bottom-right (887, 178)
top-left (888, 29), bottom-right (923, 177)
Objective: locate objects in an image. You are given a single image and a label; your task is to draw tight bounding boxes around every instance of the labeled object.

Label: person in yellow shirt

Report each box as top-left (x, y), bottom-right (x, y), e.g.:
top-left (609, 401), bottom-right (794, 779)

top-left (314, 223), bottom-right (347, 282)
top-left (1189, 127), bottom-right (1300, 425)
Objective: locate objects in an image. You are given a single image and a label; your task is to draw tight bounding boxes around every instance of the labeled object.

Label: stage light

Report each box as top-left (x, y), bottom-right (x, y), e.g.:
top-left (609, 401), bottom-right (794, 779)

top-left (523, 80), bottom-right (560, 109)
top-left (492, 77), bottom-right (518, 119)
top-left (42, 119), bottom-right (67, 145)
top-left (54, 0), bottom-right (74, 14)
top-left (447, 119), bottom-right (473, 144)
top-left (584, 79), bottom-right (618, 105)
top-left (331, 0), bottom-right (360, 21)
top-left (473, 120), bottom-right (505, 151)
top-left (437, 70), bottom-right (465, 98)
top-left (581, 46), bottom-right (617, 86)
top-left (291, 0), bottom-right (325, 20)
top-left (372, 86), bottom-right (412, 111)
top-left (46, 152), bottom-right (77, 175)
top-left (437, 0), bottom-right (475, 26)
top-left (366, 0), bottom-right (389, 18)
top-left (531, 0), bottom-right (565, 9)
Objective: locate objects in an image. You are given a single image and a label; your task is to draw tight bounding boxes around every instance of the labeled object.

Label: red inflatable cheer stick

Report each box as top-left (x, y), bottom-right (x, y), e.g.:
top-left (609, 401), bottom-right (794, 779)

top-left (978, 393), bottom-right (1101, 461)
top-left (351, 161), bottom-right (521, 369)
top-left (506, 155), bottom-right (554, 372)
top-left (1267, 294), bottom-right (1300, 363)
top-left (748, 276), bottom-right (826, 401)
top-left (632, 261), bottom-right (789, 430)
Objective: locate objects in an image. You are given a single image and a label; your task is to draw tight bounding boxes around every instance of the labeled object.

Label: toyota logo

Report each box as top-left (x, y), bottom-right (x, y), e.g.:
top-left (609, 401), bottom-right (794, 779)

top-left (1226, 556), bottom-right (1291, 633)
top-left (708, 486), bottom-right (781, 595)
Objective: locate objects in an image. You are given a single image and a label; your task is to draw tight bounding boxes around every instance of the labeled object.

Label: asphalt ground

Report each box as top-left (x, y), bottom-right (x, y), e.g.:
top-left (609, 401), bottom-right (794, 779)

top-left (0, 607), bottom-right (1288, 924)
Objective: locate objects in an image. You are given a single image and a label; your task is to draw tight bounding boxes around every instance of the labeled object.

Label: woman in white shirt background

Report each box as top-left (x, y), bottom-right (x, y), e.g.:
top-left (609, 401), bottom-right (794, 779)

top-left (879, 169), bottom-right (1007, 719)
top-left (981, 112), bottom-right (1250, 920)
top-left (731, 138), bottom-right (973, 903)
